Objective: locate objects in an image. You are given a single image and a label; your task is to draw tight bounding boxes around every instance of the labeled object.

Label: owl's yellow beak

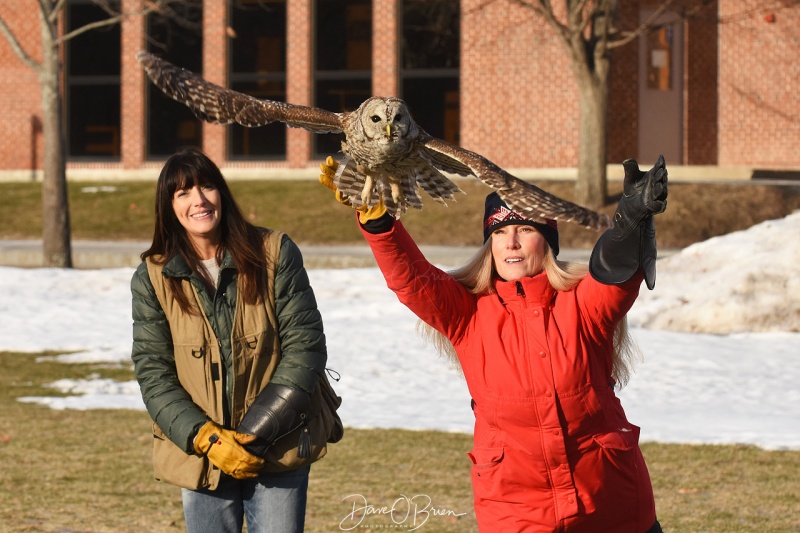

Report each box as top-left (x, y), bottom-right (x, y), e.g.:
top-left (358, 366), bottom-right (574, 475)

top-left (386, 123), bottom-right (393, 138)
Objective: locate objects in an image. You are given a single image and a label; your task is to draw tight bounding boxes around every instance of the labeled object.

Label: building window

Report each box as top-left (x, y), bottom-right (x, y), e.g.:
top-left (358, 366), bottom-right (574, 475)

top-left (314, 0), bottom-right (372, 158)
top-left (145, 1), bottom-right (203, 158)
top-left (228, 0), bottom-right (287, 159)
top-left (401, 0), bottom-right (460, 144)
top-left (66, 0), bottom-right (121, 160)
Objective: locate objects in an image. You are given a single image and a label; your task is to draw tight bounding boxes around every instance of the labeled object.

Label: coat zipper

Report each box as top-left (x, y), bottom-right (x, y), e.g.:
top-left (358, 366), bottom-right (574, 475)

top-left (515, 279), bottom-right (536, 389)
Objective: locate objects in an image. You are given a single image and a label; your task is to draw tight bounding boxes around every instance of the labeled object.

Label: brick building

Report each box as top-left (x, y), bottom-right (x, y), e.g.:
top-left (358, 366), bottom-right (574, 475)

top-left (0, 0), bottom-right (797, 182)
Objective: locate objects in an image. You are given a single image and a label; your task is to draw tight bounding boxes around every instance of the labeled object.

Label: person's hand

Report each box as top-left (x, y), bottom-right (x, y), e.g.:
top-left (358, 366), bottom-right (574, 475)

top-left (193, 421), bottom-right (265, 479)
top-left (590, 155), bottom-right (667, 290)
top-left (319, 156), bottom-right (387, 224)
top-left (616, 155), bottom-right (668, 232)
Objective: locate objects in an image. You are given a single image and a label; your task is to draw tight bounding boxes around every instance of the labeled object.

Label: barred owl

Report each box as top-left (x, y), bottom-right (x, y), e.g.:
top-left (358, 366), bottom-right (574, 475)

top-left (137, 51), bottom-right (609, 230)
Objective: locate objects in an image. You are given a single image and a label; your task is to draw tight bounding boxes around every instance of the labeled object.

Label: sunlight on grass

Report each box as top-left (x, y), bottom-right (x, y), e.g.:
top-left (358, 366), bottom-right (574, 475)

top-left (1, 351), bottom-right (799, 532)
top-left (3, 180), bottom-right (799, 249)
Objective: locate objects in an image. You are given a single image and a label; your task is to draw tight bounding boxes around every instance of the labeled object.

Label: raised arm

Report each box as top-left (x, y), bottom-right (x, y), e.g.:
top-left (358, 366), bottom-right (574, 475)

top-left (319, 156), bottom-right (476, 342)
top-left (589, 156), bottom-right (668, 291)
top-left (579, 156), bottom-right (669, 334)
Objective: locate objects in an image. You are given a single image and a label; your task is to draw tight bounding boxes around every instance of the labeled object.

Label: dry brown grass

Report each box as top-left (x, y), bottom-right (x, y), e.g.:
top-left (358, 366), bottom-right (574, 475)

top-left (2, 177), bottom-right (800, 530)
top-left (2, 351), bottom-right (799, 532)
top-left (1, 179), bottom-right (799, 250)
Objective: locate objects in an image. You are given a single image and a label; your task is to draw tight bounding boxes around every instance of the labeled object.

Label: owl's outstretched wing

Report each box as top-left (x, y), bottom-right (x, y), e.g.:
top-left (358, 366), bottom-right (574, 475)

top-left (419, 136), bottom-right (610, 231)
top-left (137, 51), bottom-right (343, 134)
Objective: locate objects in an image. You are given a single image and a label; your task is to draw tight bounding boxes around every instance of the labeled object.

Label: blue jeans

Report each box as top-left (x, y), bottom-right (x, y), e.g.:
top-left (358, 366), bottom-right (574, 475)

top-left (181, 466), bottom-right (310, 533)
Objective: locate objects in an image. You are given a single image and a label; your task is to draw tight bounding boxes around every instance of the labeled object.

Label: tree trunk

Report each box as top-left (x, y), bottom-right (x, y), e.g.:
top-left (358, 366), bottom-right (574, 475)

top-left (574, 77), bottom-right (609, 209)
top-left (563, 0), bottom-right (615, 211)
top-left (39, 12), bottom-right (72, 268)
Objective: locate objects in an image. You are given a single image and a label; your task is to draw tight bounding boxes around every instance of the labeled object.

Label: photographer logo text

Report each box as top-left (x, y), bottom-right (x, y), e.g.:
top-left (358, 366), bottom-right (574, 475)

top-left (339, 493), bottom-right (467, 531)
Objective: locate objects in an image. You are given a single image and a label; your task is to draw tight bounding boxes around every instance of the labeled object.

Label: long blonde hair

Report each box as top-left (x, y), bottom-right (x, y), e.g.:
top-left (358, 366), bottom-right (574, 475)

top-left (417, 239), bottom-right (641, 389)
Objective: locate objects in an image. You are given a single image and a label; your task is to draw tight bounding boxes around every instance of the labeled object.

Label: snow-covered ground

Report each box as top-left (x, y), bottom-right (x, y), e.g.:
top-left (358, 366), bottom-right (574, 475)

top-left (3, 212), bottom-right (798, 450)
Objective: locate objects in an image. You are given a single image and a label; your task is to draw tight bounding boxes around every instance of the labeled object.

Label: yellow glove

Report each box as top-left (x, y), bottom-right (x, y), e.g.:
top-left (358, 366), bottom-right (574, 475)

top-left (194, 421), bottom-right (265, 479)
top-left (319, 156), bottom-right (387, 224)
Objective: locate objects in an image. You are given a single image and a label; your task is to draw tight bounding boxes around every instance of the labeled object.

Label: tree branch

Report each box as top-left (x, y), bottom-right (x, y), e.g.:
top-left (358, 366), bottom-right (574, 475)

top-left (588, 1), bottom-right (610, 63)
top-left (55, 0), bottom-right (182, 45)
top-left (605, 0), bottom-right (721, 51)
top-left (47, 0), bottom-right (67, 26)
top-left (574, 0), bottom-right (597, 37)
top-left (0, 15), bottom-right (42, 71)
top-left (464, 0), bottom-right (503, 16)
top-left (57, 13), bottom-right (127, 44)
top-left (607, 0), bottom-right (675, 50)
top-left (509, 0), bottom-right (573, 48)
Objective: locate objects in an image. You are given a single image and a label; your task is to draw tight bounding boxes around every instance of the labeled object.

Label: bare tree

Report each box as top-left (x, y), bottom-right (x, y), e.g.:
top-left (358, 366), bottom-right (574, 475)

top-left (0, 0), bottom-right (179, 267)
top-left (471, 0), bottom-right (717, 208)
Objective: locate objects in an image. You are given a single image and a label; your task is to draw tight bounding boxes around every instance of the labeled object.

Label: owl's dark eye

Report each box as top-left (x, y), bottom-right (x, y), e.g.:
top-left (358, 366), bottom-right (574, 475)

top-left (395, 114), bottom-right (404, 122)
top-left (370, 115), bottom-right (381, 123)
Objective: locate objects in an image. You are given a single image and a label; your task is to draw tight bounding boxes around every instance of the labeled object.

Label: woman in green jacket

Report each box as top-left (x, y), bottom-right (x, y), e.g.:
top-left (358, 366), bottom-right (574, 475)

top-left (131, 147), bottom-right (327, 532)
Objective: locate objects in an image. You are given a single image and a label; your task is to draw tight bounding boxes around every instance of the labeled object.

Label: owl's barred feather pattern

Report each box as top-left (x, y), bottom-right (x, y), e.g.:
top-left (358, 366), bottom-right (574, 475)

top-left (137, 51), bottom-right (610, 230)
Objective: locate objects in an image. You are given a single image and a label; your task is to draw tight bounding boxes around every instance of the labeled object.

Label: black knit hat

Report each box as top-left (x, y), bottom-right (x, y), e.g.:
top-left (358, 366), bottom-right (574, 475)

top-left (483, 192), bottom-right (559, 256)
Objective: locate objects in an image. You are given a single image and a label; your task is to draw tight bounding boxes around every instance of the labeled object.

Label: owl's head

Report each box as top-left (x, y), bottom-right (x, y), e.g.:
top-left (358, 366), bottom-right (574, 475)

top-left (356, 97), bottom-right (418, 143)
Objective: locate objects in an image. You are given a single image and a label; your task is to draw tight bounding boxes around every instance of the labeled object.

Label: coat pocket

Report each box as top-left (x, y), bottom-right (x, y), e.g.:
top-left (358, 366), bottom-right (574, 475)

top-left (151, 423), bottom-right (214, 490)
top-left (589, 425), bottom-right (656, 527)
top-left (468, 446), bottom-right (506, 503)
top-left (592, 424), bottom-right (640, 452)
top-left (172, 343), bottom-right (218, 408)
top-left (590, 424), bottom-right (641, 485)
top-left (468, 446), bottom-right (504, 469)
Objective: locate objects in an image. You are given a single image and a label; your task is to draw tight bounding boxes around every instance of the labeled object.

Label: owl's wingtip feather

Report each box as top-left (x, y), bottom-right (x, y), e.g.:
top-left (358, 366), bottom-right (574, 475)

top-left (592, 213), bottom-right (612, 231)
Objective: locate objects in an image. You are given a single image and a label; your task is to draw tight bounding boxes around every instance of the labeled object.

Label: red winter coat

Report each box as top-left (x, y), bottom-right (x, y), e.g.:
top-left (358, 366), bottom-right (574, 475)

top-left (363, 220), bottom-right (656, 533)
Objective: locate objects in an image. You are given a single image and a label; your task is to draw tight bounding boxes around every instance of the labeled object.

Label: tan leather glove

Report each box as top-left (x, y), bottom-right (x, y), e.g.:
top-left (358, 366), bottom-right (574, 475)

top-left (319, 156), bottom-right (387, 224)
top-left (193, 421), bottom-right (265, 479)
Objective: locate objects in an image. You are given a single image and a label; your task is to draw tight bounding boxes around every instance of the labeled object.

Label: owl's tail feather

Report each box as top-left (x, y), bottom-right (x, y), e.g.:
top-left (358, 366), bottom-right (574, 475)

top-left (333, 157), bottom-right (370, 205)
top-left (334, 157), bottom-right (402, 216)
top-left (376, 184), bottom-right (400, 217)
top-left (417, 163), bottom-right (464, 206)
top-left (333, 157), bottom-right (453, 218)
top-left (389, 176), bottom-right (423, 218)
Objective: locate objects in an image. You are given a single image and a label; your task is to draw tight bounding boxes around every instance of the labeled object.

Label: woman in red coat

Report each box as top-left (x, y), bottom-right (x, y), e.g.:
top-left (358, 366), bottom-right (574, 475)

top-left (321, 156), bottom-right (668, 533)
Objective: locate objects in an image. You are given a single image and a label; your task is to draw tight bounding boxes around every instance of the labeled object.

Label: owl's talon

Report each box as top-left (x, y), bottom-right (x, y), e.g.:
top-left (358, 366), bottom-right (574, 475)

top-left (360, 176), bottom-right (374, 207)
top-left (389, 182), bottom-right (403, 206)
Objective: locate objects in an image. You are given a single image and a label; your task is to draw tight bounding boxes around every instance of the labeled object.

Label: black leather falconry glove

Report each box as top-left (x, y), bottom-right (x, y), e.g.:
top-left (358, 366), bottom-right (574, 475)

top-left (236, 382), bottom-right (312, 458)
top-left (589, 155), bottom-right (668, 290)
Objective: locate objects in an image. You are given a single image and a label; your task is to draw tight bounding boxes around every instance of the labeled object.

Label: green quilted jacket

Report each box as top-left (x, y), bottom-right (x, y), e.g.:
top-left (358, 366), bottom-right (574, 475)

top-left (131, 233), bottom-right (327, 455)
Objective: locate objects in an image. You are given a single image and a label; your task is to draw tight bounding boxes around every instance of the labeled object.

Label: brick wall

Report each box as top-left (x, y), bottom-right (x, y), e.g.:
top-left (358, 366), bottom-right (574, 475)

top-left (1, 0), bottom-right (798, 175)
top-left (372, 0), bottom-right (398, 97)
top-left (607, 2), bottom-right (640, 166)
top-left (718, 0), bottom-right (800, 167)
top-left (202, 0), bottom-right (227, 164)
top-left (460, 0), bottom-right (580, 170)
top-left (0, 6), bottom-right (43, 173)
top-left (286, 0), bottom-right (312, 168)
top-left (685, 1), bottom-right (719, 165)
top-left (120, 0), bottom-right (145, 169)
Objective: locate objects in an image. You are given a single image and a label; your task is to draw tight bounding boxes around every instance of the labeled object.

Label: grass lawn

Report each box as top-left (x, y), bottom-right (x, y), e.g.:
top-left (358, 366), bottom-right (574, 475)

top-left (1, 351), bottom-right (799, 532)
top-left (2, 176), bottom-right (799, 531)
top-left (2, 179), bottom-right (800, 250)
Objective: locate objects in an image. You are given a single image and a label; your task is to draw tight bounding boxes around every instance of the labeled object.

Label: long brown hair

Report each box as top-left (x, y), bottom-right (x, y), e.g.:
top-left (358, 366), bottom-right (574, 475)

top-left (418, 238), bottom-right (641, 388)
top-left (141, 147), bottom-right (267, 313)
